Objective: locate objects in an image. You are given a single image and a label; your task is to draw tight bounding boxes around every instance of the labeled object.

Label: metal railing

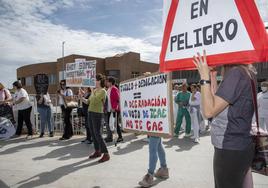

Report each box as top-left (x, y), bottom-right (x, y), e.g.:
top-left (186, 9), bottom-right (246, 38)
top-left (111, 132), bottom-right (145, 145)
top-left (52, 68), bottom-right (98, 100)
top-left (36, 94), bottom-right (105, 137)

top-left (28, 94), bottom-right (85, 135)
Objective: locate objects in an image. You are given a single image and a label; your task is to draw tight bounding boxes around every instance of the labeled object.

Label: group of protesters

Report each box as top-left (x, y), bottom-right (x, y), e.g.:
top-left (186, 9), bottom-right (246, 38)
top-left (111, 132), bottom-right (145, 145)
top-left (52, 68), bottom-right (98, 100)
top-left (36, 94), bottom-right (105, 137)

top-left (172, 82), bottom-right (204, 143)
top-left (1, 62), bottom-right (268, 187)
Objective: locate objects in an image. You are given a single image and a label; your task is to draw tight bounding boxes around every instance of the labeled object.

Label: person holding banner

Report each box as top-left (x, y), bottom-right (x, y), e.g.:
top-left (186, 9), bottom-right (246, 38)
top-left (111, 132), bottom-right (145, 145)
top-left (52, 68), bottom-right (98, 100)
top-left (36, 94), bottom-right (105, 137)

top-left (87, 74), bottom-right (110, 163)
top-left (174, 83), bottom-right (191, 137)
top-left (139, 136), bottom-right (169, 187)
top-left (0, 82), bottom-right (15, 124)
top-left (12, 81), bottom-right (33, 138)
top-left (58, 80), bottom-right (74, 140)
top-left (104, 76), bottom-right (123, 143)
top-left (193, 51), bottom-right (255, 188)
top-left (189, 84), bottom-right (201, 143)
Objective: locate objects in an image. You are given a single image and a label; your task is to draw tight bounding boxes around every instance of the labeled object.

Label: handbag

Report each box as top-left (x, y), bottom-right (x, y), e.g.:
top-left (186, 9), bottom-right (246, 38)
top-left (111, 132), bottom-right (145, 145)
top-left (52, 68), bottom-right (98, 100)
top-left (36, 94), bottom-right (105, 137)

top-left (250, 77), bottom-right (268, 176)
top-left (109, 112), bottom-right (116, 131)
top-left (65, 101), bottom-right (78, 109)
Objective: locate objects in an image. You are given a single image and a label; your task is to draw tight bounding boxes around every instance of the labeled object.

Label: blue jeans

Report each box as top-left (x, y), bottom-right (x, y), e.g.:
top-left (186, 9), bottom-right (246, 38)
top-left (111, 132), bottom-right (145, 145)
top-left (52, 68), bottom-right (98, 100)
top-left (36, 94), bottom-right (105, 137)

top-left (148, 136), bottom-right (167, 175)
top-left (38, 106), bottom-right (53, 133)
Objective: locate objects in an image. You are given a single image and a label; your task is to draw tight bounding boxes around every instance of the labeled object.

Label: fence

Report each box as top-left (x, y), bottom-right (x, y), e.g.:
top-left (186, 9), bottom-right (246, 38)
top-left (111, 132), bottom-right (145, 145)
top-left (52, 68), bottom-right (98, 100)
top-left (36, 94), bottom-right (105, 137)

top-left (20, 94), bottom-right (85, 135)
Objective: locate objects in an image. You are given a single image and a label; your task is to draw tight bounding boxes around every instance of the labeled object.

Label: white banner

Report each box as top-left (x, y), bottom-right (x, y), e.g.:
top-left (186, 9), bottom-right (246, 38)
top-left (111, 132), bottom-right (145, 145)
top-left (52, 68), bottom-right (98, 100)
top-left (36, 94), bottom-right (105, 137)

top-left (66, 60), bottom-right (96, 87)
top-left (119, 73), bottom-right (173, 137)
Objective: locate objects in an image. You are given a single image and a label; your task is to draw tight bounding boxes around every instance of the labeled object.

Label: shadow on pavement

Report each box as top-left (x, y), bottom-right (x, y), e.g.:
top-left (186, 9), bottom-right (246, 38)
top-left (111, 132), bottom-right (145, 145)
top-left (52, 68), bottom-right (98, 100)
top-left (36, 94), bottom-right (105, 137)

top-left (0, 137), bottom-right (81, 155)
top-left (0, 180), bottom-right (9, 188)
top-left (163, 137), bottom-right (196, 152)
top-left (113, 136), bottom-right (147, 155)
top-left (16, 159), bottom-right (100, 188)
top-left (33, 142), bottom-right (91, 161)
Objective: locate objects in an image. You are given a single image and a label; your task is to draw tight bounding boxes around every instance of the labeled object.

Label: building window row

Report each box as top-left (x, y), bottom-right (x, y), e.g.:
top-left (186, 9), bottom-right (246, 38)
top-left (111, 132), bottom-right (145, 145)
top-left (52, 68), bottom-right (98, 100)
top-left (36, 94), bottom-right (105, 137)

top-left (18, 74), bottom-right (56, 86)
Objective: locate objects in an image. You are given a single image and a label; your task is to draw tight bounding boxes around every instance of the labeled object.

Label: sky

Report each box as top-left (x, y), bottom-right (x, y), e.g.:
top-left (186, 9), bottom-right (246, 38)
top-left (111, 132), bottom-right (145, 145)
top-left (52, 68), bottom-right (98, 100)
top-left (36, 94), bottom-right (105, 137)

top-left (0, 0), bottom-right (267, 88)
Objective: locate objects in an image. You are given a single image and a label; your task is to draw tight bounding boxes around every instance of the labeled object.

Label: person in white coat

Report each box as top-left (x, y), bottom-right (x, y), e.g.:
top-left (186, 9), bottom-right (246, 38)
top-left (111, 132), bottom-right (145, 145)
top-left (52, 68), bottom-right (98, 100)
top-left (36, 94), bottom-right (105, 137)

top-left (189, 84), bottom-right (202, 143)
top-left (257, 81), bottom-right (268, 132)
top-left (172, 84), bottom-right (180, 124)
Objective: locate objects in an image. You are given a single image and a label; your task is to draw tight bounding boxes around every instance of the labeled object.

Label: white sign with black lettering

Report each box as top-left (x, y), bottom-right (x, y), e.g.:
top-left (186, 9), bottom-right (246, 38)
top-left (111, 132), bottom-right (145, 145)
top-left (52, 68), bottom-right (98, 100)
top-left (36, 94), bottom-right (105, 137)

top-left (165, 0), bottom-right (254, 61)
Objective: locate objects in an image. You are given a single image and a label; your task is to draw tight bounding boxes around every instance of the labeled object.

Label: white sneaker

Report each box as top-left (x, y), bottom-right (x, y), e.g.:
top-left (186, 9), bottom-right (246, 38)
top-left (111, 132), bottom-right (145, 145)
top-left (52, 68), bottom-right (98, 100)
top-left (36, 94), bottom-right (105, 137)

top-left (138, 173), bottom-right (154, 187)
top-left (184, 133), bottom-right (192, 137)
top-left (193, 138), bottom-right (200, 143)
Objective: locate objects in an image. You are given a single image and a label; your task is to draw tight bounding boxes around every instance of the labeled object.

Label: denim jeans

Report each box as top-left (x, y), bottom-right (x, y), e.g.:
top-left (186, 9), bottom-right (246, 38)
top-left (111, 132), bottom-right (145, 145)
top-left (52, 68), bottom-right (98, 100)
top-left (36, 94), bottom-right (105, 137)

top-left (148, 136), bottom-right (167, 175)
top-left (38, 106), bottom-right (53, 133)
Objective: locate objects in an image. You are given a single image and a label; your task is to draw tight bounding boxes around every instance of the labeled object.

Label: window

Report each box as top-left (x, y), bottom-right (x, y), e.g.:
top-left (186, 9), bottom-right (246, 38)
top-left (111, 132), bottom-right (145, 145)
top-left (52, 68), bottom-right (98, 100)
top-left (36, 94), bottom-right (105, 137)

top-left (131, 72), bottom-right (140, 78)
top-left (25, 76), bottom-right (32, 86)
top-left (19, 77), bottom-right (25, 86)
top-left (106, 70), bottom-right (120, 79)
top-left (49, 74), bottom-right (56, 85)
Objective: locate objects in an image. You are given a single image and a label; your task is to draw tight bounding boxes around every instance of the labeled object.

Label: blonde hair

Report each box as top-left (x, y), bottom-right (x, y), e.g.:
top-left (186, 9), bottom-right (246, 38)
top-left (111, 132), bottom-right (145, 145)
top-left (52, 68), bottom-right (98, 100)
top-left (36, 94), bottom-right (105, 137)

top-left (0, 83), bottom-right (4, 89)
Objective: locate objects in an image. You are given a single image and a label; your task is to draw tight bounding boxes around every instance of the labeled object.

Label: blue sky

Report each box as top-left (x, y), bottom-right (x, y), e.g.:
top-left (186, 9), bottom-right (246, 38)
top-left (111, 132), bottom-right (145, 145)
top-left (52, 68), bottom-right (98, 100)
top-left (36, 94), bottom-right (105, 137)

top-left (53, 0), bottom-right (162, 40)
top-left (0, 0), bottom-right (267, 88)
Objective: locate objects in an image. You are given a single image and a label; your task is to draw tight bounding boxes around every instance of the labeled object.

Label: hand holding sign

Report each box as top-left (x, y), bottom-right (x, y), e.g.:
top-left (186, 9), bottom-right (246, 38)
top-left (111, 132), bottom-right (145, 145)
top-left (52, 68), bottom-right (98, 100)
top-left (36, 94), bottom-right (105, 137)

top-left (193, 50), bottom-right (210, 80)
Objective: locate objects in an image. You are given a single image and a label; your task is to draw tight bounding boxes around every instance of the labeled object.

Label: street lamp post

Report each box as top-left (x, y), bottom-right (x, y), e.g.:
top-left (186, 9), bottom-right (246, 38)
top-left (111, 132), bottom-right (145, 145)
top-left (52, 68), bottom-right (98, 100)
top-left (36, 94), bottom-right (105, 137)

top-left (62, 41), bottom-right (65, 80)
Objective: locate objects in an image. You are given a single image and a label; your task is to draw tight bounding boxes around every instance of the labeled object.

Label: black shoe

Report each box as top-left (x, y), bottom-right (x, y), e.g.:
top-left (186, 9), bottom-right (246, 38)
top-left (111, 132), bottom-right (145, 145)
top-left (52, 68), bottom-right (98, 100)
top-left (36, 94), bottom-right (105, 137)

top-left (39, 133), bottom-right (44, 138)
top-left (81, 139), bottom-right (87, 143)
top-left (117, 137), bottom-right (123, 143)
top-left (49, 132), bottom-right (54, 137)
top-left (59, 137), bottom-right (69, 140)
top-left (104, 137), bottom-right (113, 143)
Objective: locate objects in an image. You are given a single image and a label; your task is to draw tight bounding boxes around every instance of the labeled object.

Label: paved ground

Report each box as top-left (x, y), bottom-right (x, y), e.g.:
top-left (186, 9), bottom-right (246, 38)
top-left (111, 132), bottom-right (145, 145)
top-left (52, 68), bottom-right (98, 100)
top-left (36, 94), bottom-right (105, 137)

top-left (0, 132), bottom-right (267, 188)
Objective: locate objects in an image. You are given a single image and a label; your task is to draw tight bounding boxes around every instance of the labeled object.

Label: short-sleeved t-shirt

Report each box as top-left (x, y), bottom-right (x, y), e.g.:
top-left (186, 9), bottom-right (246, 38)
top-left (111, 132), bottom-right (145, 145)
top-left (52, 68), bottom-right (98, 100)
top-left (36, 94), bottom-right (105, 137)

top-left (88, 88), bottom-right (106, 113)
top-left (211, 67), bottom-right (254, 150)
top-left (14, 88), bottom-right (31, 110)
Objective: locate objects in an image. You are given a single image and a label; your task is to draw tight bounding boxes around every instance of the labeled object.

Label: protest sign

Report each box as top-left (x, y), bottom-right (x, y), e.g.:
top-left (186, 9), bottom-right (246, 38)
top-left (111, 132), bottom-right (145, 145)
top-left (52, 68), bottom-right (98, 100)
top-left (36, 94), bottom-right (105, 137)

top-left (66, 60), bottom-right (96, 87)
top-left (34, 74), bottom-right (49, 95)
top-left (119, 72), bottom-right (174, 138)
top-left (160, 0), bottom-right (268, 71)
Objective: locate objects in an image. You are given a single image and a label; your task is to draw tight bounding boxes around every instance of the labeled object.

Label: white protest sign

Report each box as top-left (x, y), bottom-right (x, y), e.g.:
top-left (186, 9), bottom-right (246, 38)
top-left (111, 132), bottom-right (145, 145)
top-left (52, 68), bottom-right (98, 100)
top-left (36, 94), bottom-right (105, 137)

top-left (160, 0), bottom-right (268, 71)
top-left (66, 60), bottom-right (96, 87)
top-left (119, 73), bottom-right (174, 138)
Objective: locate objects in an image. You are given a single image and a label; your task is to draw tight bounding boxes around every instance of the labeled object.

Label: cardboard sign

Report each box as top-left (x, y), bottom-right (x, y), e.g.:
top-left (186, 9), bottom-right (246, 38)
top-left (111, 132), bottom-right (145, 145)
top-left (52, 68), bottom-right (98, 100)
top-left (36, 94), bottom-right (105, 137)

top-left (119, 73), bottom-right (174, 138)
top-left (34, 74), bottom-right (49, 94)
top-left (66, 60), bottom-right (96, 87)
top-left (160, 0), bottom-right (268, 71)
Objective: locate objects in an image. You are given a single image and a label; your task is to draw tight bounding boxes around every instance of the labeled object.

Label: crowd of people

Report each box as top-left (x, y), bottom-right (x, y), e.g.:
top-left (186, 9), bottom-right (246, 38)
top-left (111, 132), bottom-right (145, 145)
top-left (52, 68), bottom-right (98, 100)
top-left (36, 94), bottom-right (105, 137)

top-left (0, 62), bottom-right (268, 187)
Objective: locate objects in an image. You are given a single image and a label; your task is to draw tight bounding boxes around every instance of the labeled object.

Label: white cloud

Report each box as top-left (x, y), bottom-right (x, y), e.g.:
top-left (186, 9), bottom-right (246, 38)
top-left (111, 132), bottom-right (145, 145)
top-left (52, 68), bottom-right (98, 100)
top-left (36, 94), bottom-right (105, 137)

top-left (0, 0), bottom-right (160, 88)
top-left (0, 0), bottom-right (267, 88)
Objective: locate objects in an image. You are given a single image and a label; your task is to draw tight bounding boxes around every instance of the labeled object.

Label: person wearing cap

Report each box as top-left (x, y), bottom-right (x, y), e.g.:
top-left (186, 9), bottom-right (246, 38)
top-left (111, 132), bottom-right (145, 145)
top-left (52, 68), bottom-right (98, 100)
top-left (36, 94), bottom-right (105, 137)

top-left (257, 81), bottom-right (268, 132)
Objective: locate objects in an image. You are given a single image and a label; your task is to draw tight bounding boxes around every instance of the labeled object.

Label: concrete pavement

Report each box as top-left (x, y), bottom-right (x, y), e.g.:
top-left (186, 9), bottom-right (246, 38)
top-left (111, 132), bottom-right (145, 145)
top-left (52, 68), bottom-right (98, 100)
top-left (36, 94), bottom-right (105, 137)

top-left (0, 132), bottom-right (267, 188)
